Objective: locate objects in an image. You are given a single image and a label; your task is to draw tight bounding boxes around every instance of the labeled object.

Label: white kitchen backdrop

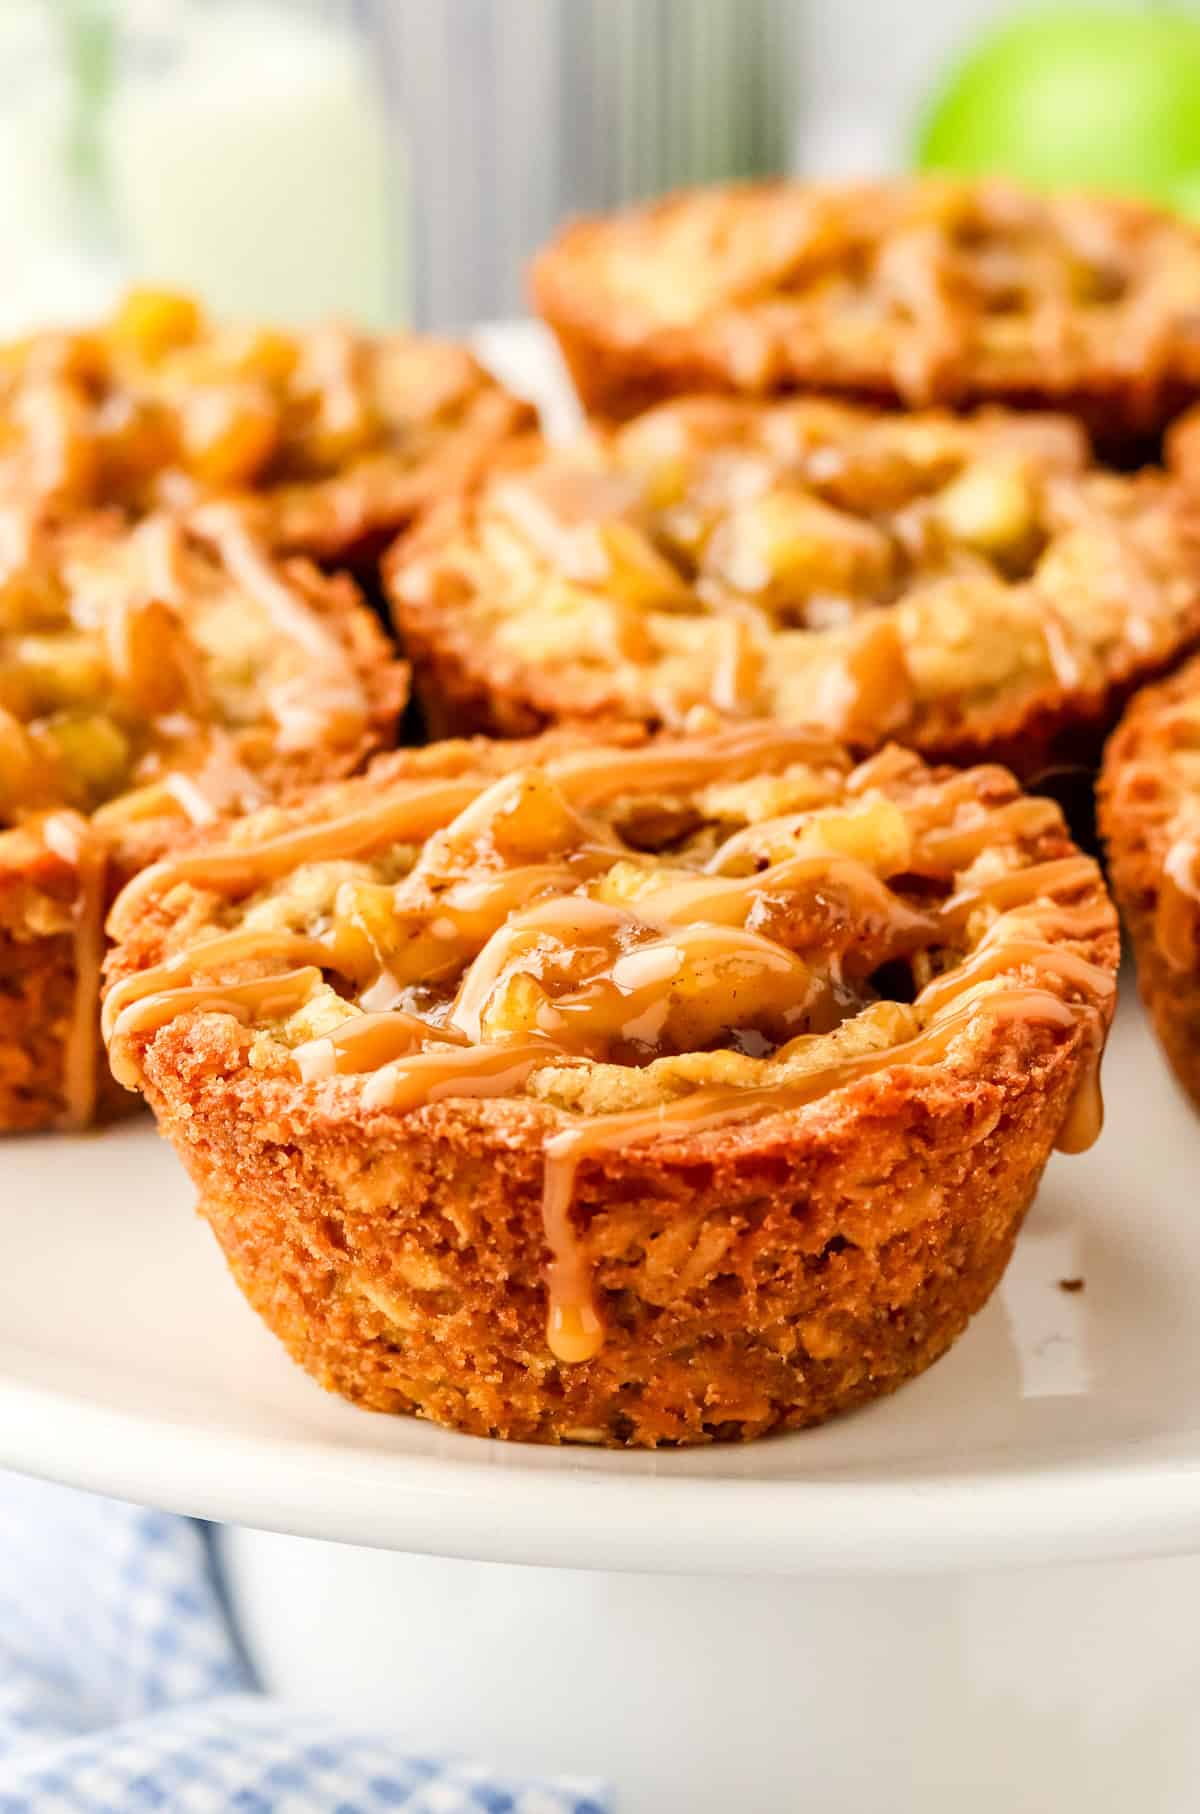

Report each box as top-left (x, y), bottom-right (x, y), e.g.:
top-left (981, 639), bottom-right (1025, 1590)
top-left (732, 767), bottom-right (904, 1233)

top-left (795, 0), bottom-right (1020, 175)
top-left (0, 0), bottom-right (1190, 336)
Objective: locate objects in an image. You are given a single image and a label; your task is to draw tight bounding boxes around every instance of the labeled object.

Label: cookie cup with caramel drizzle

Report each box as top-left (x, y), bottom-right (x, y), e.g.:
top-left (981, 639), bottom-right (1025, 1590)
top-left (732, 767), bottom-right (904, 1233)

top-left (0, 507), bottom-right (407, 1133)
top-left (0, 289), bottom-right (535, 564)
top-left (530, 177), bottom-right (1200, 455)
top-left (1100, 650), bottom-right (1200, 1110)
top-left (103, 721), bottom-right (1118, 1447)
top-left (386, 395), bottom-right (1200, 781)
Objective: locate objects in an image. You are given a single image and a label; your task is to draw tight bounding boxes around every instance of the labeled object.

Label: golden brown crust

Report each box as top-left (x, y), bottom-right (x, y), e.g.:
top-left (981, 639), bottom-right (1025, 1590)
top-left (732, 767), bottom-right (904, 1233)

top-left (385, 396), bottom-right (1200, 779)
top-left (531, 178), bottom-right (1200, 453)
top-left (0, 517), bottom-right (408, 1133)
top-left (1100, 653), bottom-right (1200, 1109)
top-left (104, 725), bottom-right (1118, 1445)
top-left (191, 1041), bottom-right (1067, 1443)
top-left (0, 292), bottom-right (534, 561)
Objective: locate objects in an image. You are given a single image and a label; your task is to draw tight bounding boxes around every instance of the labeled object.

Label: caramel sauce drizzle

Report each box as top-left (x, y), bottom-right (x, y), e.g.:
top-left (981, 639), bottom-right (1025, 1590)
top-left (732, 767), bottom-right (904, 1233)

top-left (711, 612), bottom-right (767, 715)
top-left (360, 1040), bottom-right (552, 1115)
top-left (634, 852), bottom-right (937, 942)
top-left (103, 731), bottom-right (1114, 1365)
top-left (294, 1010), bottom-right (467, 1082)
top-left (541, 984), bottom-right (1094, 1359)
top-left (198, 508), bottom-right (370, 748)
top-left (823, 615), bottom-right (916, 743)
top-left (113, 775), bottom-right (486, 918)
top-left (101, 927), bottom-right (343, 1054)
top-left (114, 722), bottom-right (841, 921)
top-left (39, 810), bottom-right (109, 1129)
top-left (1040, 604), bottom-right (1084, 692)
top-left (941, 856), bottom-right (1098, 924)
top-left (108, 967), bottom-right (325, 1087)
top-left (3, 503), bottom-right (388, 1130)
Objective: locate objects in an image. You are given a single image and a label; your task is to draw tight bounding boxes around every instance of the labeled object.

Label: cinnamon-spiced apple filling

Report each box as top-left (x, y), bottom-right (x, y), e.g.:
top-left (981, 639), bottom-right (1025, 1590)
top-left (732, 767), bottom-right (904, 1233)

top-left (105, 722), bottom-right (1116, 1365)
top-left (387, 395), bottom-right (1200, 768)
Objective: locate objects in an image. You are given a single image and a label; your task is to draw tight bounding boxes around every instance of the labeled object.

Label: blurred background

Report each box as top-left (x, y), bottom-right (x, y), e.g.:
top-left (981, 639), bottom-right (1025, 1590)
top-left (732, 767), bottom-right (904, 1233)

top-left (8, 0), bottom-right (1200, 336)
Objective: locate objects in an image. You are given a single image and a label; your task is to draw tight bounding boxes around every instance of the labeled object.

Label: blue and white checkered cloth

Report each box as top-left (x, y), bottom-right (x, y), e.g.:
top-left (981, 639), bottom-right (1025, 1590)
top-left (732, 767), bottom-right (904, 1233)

top-left (0, 1476), bottom-right (610, 1814)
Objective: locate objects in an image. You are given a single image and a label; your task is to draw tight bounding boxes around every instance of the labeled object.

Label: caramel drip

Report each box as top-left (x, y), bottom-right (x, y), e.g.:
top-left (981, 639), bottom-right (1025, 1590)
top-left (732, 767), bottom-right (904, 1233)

top-left (915, 797), bottom-right (1061, 870)
top-left (113, 775), bottom-right (484, 918)
top-left (539, 982), bottom-right (1095, 1362)
top-left (199, 508), bottom-right (369, 746)
top-left (450, 896), bottom-right (637, 1045)
top-left (102, 927), bottom-right (340, 1044)
top-left (506, 915), bottom-right (817, 1057)
top-left (360, 1039), bottom-right (551, 1113)
top-left (446, 856), bottom-right (935, 1064)
top-left (916, 931), bottom-right (1116, 1018)
top-left (632, 851), bottom-right (935, 944)
top-left (1054, 1028), bottom-right (1106, 1154)
top-left (107, 967), bottom-right (323, 1088)
top-left (435, 856), bottom-right (619, 929)
top-left (40, 810), bottom-right (108, 1130)
top-left (112, 723), bottom-right (842, 921)
top-left (541, 1152), bottom-right (608, 1364)
top-left (941, 856), bottom-right (1098, 926)
top-left (545, 722), bottom-right (845, 807)
top-left (1158, 834), bottom-right (1200, 973)
top-left (331, 855), bottom-right (628, 1002)
top-left (704, 792), bottom-right (1055, 882)
top-left (294, 1010), bottom-right (466, 1082)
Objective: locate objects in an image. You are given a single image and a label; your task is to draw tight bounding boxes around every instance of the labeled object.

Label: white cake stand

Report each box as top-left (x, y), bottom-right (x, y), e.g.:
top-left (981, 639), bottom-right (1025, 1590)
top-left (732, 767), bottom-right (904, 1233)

top-left (4, 976), bottom-right (1200, 1810)
top-left (4, 333), bottom-right (1200, 1811)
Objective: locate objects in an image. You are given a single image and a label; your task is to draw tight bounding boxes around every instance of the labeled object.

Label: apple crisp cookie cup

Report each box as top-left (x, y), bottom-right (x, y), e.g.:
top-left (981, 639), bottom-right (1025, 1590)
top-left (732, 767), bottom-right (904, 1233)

top-left (104, 721), bottom-right (1117, 1445)
top-left (0, 508), bottom-right (407, 1132)
top-left (532, 177), bottom-right (1200, 455)
top-left (386, 394), bottom-right (1200, 781)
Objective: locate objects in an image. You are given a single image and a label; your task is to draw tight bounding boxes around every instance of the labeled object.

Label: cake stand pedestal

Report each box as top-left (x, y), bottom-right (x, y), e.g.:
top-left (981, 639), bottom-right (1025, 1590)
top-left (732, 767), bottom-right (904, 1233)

top-left (221, 1529), bottom-right (1200, 1814)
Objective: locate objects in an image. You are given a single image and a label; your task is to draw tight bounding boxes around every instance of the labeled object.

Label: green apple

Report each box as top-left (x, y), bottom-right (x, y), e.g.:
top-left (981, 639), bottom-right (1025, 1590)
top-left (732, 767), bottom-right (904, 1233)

top-left (916, 7), bottom-right (1200, 204)
top-left (1169, 167), bottom-right (1200, 221)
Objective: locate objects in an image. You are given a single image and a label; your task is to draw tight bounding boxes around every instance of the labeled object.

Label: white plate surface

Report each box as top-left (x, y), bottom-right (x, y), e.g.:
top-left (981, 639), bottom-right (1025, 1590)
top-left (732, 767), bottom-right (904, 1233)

top-left (3, 980), bottom-right (1200, 1576)
top-left (3, 327), bottom-right (1200, 1577)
